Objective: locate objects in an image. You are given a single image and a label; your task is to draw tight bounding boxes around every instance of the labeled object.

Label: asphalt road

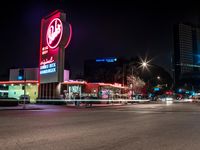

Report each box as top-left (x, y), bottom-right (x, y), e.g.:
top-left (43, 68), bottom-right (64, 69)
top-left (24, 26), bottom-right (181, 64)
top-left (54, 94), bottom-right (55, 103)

top-left (1, 103), bottom-right (200, 150)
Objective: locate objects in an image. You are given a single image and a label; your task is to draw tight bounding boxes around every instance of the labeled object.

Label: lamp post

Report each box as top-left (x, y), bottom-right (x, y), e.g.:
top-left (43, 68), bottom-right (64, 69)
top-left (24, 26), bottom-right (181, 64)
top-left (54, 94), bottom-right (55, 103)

top-left (139, 58), bottom-right (150, 95)
top-left (139, 59), bottom-right (150, 81)
top-left (131, 67), bottom-right (134, 99)
top-left (23, 70), bottom-right (26, 109)
top-left (122, 64), bottom-right (125, 87)
top-left (125, 58), bottom-right (151, 99)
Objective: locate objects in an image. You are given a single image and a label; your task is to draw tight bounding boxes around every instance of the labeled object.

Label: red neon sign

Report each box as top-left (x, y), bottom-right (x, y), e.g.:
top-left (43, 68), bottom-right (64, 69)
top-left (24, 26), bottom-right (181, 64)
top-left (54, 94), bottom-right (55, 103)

top-left (65, 24), bottom-right (72, 48)
top-left (40, 56), bottom-right (55, 66)
top-left (46, 18), bottom-right (63, 49)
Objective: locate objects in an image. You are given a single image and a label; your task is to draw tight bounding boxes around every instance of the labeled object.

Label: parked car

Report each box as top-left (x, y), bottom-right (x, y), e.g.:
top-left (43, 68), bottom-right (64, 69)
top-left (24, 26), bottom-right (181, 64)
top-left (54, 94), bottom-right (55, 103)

top-left (19, 95), bottom-right (30, 104)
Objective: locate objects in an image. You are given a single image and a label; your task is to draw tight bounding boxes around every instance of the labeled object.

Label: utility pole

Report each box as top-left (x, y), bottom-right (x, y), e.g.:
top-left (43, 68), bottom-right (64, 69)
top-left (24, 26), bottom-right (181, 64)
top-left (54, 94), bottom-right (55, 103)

top-left (122, 64), bottom-right (125, 87)
top-left (131, 67), bottom-right (134, 99)
top-left (23, 69), bottom-right (26, 109)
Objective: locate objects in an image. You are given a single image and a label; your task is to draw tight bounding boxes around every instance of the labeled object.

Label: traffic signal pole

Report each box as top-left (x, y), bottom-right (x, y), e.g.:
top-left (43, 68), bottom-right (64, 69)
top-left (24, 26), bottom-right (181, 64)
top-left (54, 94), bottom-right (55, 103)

top-left (23, 70), bottom-right (26, 109)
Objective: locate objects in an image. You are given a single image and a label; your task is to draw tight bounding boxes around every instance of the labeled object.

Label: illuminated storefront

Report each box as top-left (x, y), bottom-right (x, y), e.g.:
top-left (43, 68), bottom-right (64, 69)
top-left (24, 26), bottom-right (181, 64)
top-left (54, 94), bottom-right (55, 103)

top-left (0, 66), bottom-right (127, 103)
top-left (61, 81), bottom-right (86, 99)
top-left (61, 81), bottom-right (127, 103)
top-left (0, 68), bottom-right (39, 102)
top-left (0, 80), bottom-right (38, 103)
top-left (85, 83), bottom-right (126, 99)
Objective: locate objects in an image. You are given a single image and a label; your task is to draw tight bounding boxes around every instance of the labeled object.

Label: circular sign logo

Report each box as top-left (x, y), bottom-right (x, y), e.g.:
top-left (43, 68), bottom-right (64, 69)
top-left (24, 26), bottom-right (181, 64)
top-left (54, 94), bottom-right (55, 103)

top-left (46, 18), bottom-right (63, 49)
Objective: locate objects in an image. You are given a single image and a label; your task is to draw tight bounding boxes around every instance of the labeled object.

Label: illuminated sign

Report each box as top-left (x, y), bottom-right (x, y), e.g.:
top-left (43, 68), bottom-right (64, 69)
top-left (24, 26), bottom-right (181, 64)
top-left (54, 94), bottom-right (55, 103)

top-left (65, 24), bottom-right (72, 48)
top-left (40, 56), bottom-right (55, 66)
top-left (96, 58), bottom-right (117, 63)
top-left (154, 87), bottom-right (160, 91)
top-left (18, 76), bottom-right (23, 80)
top-left (42, 46), bottom-right (49, 55)
top-left (39, 10), bottom-right (72, 84)
top-left (46, 18), bottom-right (63, 49)
top-left (40, 63), bottom-right (56, 74)
top-left (40, 57), bottom-right (56, 74)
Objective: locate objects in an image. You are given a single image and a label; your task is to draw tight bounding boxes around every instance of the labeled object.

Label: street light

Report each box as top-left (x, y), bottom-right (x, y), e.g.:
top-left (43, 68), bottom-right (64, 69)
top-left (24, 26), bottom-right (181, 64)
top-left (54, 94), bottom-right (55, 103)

top-left (142, 62), bottom-right (147, 67)
top-left (138, 57), bottom-right (151, 95)
top-left (139, 57), bottom-right (150, 70)
top-left (157, 76), bottom-right (160, 80)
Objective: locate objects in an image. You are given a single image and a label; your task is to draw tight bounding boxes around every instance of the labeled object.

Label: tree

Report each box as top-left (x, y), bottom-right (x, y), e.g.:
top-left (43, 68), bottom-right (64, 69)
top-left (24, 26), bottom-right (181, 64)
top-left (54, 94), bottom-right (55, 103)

top-left (127, 75), bottom-right (145, 94)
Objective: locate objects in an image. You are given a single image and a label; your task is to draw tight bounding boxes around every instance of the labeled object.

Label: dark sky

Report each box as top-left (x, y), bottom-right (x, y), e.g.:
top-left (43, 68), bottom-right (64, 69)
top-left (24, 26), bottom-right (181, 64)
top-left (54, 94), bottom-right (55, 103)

top-left (0, 0), bottom-right (200, 78)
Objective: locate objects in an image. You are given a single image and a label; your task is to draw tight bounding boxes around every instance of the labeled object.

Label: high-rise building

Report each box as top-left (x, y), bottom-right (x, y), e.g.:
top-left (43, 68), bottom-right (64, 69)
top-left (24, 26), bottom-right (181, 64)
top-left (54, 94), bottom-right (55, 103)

top-left (173, 23), bottom-right (200, 88)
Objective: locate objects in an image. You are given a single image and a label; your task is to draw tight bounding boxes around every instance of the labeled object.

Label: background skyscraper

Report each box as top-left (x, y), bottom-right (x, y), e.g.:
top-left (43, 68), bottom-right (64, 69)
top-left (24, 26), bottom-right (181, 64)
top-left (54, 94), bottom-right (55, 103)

top-left (173, 23), bottom-right (200, 89)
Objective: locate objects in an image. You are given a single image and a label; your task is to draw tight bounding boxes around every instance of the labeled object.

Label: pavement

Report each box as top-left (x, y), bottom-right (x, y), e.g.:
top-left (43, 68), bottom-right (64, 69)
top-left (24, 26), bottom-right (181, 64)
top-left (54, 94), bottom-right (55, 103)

top-left (0, 104), bottom-right (40, 110)
top-left (0, 103), bottom-right (126, 111)
top-left (2, 103), bottom-right (200, 150)
top-left (0, 99), bottom-right (159, 110)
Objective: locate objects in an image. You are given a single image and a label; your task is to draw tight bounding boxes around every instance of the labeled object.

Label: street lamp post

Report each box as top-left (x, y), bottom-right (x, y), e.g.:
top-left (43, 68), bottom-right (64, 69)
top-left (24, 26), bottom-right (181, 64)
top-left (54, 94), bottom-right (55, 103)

top-left (131, 67), bottom-right (134, 99)
top-left (23, 70), bottom-right (26, 109)
top-left (122, 64), bottom-right (125, 87)
top-left (139, 58), bottom-right (150, 96)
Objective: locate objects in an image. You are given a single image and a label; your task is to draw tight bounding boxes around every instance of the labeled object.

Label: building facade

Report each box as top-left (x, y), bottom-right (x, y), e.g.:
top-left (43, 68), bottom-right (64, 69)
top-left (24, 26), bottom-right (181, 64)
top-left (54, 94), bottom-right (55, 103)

top-left (0, 67), bottom-right (127, 103)
top-left (0, 68), bottom-right (39, 103)
top-left (84, 57), bottom-right (126, 83)
top-left (173, 23), bottom-right (200, 88)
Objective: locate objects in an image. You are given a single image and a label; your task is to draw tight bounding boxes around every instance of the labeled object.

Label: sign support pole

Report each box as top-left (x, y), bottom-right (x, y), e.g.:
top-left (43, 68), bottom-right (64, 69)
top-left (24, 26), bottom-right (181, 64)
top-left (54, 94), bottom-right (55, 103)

top-left (23, 70), bottom-right (26, 109)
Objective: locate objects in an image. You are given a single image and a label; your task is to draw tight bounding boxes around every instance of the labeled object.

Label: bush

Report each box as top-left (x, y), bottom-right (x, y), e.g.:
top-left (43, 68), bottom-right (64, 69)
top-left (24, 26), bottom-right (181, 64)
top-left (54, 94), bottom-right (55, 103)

top-left (0, 99), bottom-right (18, 107)
top-left (36, 98), bottom-right (66, 105)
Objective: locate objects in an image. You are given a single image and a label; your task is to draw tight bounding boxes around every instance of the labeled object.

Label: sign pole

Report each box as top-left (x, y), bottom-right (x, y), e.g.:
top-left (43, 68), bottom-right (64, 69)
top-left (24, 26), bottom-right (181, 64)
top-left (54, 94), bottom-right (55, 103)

top-left (23, 70), bottom-right (26, 109)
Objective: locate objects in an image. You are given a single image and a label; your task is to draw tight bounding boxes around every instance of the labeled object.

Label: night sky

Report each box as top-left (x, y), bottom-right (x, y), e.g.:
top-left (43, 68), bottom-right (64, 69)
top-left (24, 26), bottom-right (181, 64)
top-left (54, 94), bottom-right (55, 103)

top-left (0, 0), bottom-right (200, 78)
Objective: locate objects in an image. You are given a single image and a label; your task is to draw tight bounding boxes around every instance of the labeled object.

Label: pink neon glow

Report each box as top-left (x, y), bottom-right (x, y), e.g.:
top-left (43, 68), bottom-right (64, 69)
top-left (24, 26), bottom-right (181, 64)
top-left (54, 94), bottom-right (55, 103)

top-left (62, 80), bottom-right (87, 85)
top-left (62, 82), bottom-right (86, 85)
top-left (65, 24), bottom-right (72, 48)
top-left (46, 18), bottom-right (63, 49)
top-left (88, 83), bottom-right (126, 88)
top-left (42, 46), bottom-right (48, 55)
top-left (40, 56), bottom-right (54, 66)
top-left (0, 80), bottom-right (38, 84)
top-left (42, 50), bottom-right (48, 55)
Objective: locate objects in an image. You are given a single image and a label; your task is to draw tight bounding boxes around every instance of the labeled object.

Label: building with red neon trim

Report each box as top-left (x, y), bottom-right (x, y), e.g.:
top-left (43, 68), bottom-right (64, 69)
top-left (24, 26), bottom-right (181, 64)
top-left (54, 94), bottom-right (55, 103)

top-left (0, 68), bottom-right (128, 103)
top-left (0, 10), bottom-right (131, 103)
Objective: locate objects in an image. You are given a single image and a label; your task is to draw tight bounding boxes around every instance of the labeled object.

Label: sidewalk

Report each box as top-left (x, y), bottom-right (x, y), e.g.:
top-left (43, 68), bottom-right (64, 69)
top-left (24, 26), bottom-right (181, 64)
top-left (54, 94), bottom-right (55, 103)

top-left (0, 103), bottom-right (125, 110)
top-left (0, 104), bottom-right (45, 111)
top-left (0, 100), bottom-right (159, 110)
top-left (65, 102), bottom-right (125, 108)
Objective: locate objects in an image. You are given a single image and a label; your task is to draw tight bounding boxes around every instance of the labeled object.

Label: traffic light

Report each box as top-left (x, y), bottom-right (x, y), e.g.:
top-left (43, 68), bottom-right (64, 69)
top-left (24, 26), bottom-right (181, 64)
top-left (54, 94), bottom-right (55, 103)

top-left (18, 69), bottom-right (24, 80)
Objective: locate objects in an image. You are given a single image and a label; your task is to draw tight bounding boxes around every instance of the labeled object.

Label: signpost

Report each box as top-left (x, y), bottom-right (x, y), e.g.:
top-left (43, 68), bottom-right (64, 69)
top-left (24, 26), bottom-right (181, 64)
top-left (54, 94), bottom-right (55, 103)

top-left (23, 70), bottom-right (26, 109)
top-left (39, 10), bottom-right (72, 99)
top-left (18, 68), bottom-right (27, 109)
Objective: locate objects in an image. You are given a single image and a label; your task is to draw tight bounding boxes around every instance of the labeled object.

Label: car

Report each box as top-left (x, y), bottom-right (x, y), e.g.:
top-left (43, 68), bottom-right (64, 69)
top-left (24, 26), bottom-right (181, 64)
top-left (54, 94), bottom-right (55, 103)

top-left (19, 95), bottom-right (30, 104)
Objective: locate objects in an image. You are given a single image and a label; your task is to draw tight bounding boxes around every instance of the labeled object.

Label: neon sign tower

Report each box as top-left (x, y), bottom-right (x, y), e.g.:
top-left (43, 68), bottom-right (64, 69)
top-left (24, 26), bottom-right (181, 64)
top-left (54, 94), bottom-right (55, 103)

top-left (39, 10), bottom-right (72, 98)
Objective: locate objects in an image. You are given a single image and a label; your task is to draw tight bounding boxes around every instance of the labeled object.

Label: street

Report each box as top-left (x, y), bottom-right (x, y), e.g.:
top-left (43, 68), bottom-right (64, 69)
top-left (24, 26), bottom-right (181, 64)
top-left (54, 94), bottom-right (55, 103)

top-left (1, 103), bottom-right (200, 150)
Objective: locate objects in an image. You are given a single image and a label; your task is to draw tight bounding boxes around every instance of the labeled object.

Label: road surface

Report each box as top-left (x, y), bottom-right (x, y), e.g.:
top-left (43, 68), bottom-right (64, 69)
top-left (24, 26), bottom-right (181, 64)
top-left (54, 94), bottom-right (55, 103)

top-left (1, 103), bottom-right (200, 150)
